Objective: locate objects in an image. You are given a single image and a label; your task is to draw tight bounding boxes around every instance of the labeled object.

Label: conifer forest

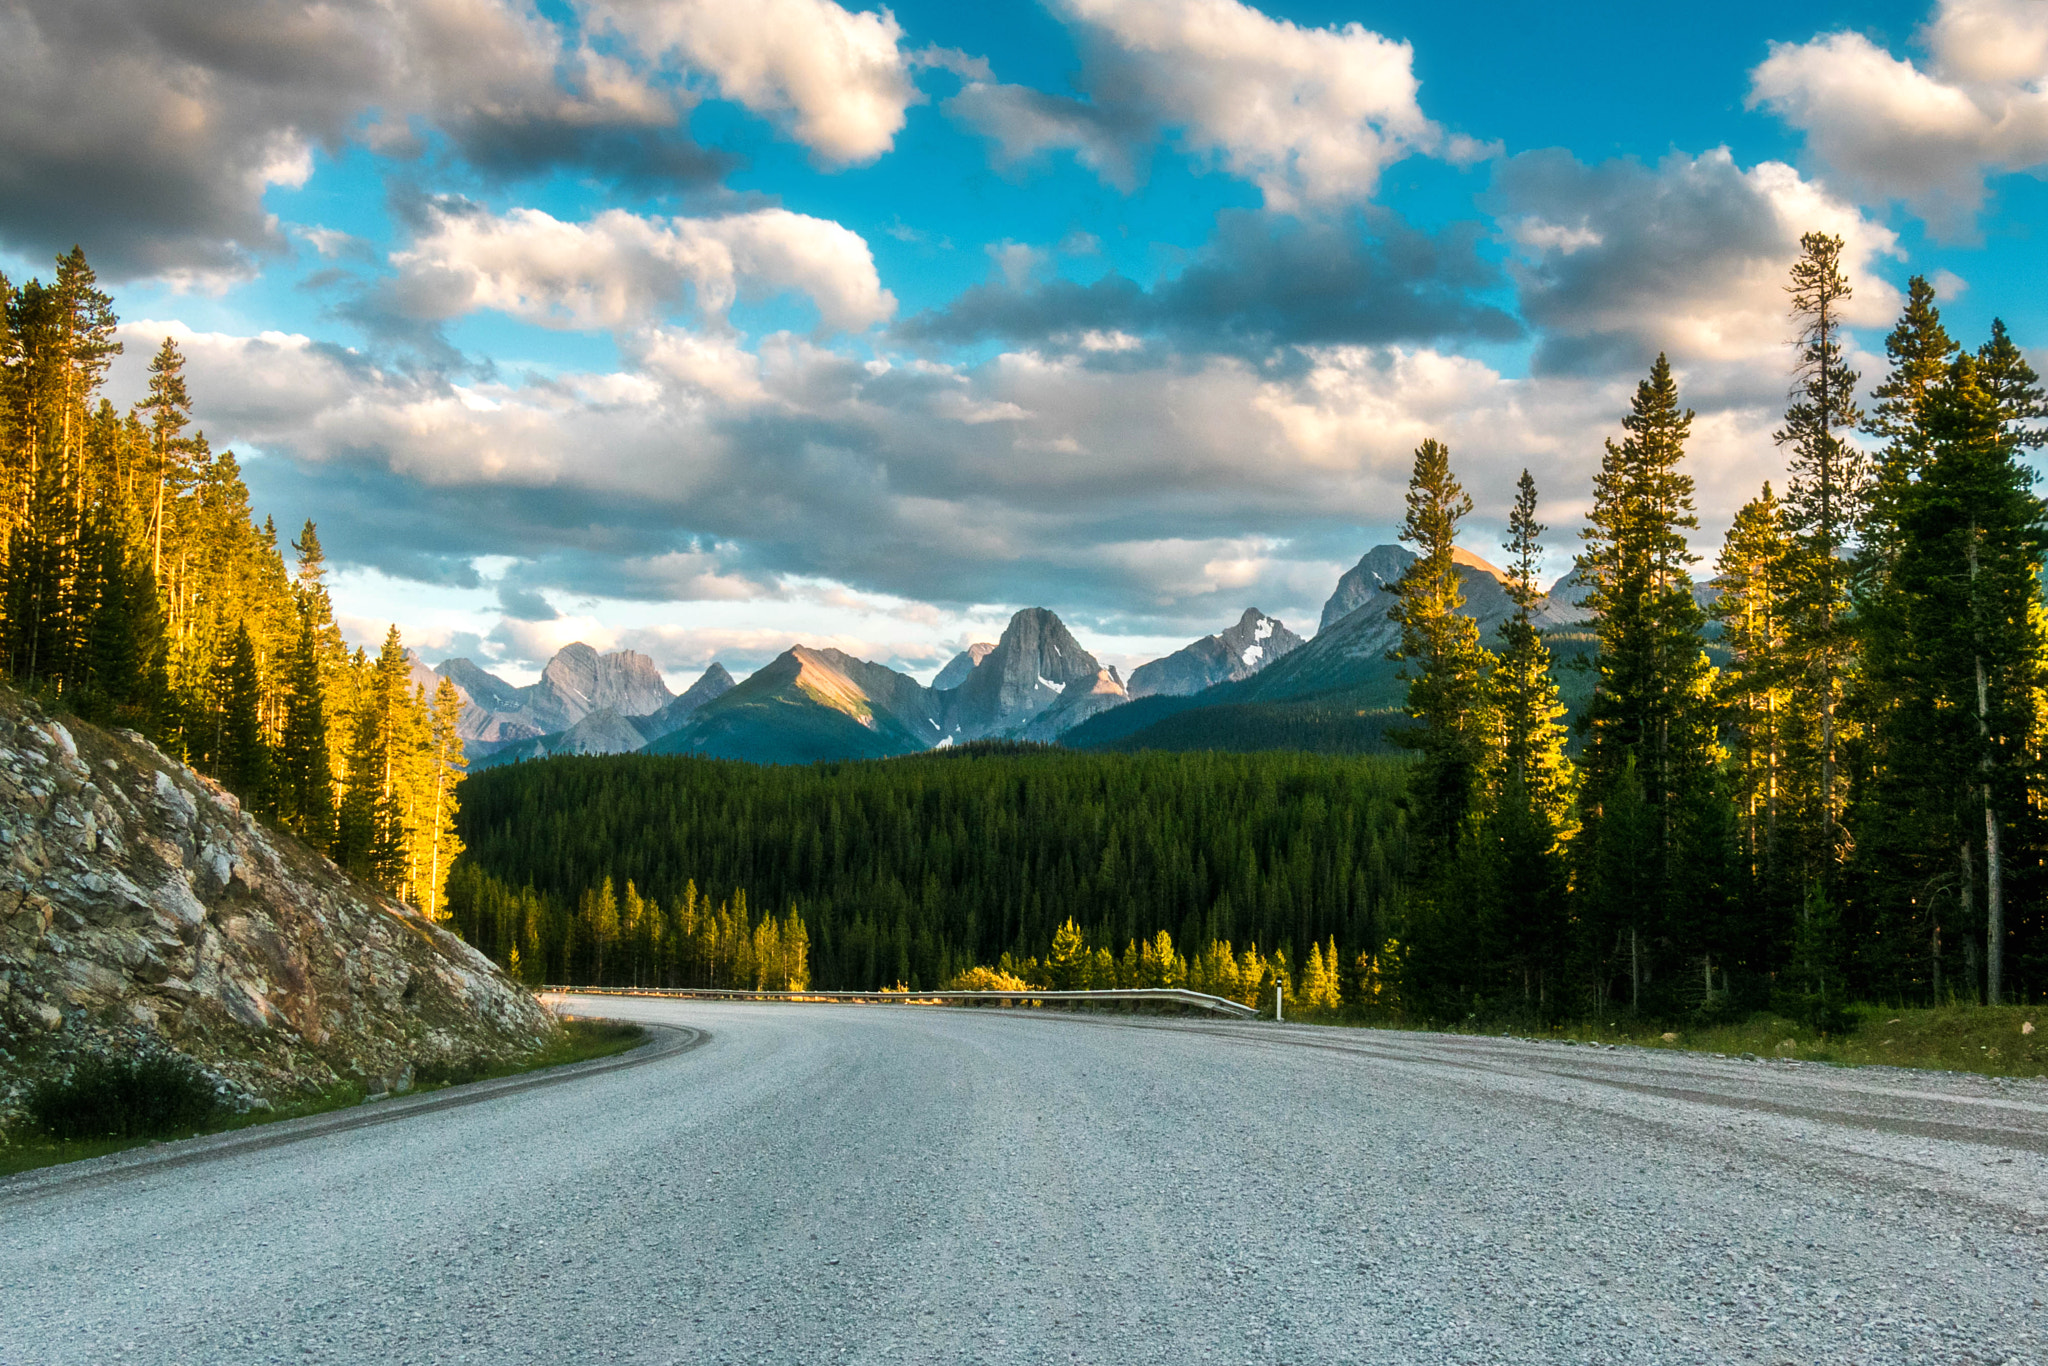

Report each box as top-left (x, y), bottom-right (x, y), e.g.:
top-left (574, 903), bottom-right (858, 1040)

top-left (0, 250), bottom-right (466, 917)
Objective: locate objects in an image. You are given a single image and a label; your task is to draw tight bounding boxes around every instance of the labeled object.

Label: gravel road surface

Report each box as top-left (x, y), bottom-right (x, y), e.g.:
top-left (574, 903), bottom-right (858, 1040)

top-left (4, 999), bottom-right (2047, 1365)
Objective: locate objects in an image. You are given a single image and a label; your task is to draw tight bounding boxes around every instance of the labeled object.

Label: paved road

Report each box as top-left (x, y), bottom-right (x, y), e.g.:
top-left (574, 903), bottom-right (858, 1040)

top-left (5, 1000), bottom-right (2047, 1366)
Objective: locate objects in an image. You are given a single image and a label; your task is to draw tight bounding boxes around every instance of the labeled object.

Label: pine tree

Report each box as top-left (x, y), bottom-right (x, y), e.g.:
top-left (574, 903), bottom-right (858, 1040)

top-left (419, 676), bottom-right (467, 920)
top-left (1574, 355), bottom-right (1727, 1013)
top-left (1776, 233), bottom-right (1864, 881)
top-left (1894, 354), bottom-right (2048, 1004)
top-left (140, 338), bottom-right (194, 584)
top-left (217, 622), bottom-right (273, 815)
top-left (1975, 319), bottom-right (2048, 450)
top-left (1714, 486), bottom-right (1794, 897)
top-left (278, 611), bottom-right (336, 849)
top-left (1387, 438), bottom-right (1496, 859)
top-left (1481, 469), bottom-right (1575, 1014)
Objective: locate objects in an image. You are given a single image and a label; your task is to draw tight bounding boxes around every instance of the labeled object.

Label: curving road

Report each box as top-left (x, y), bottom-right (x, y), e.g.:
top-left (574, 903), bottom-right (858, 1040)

top-left (4, 998), bottom-right (2048, 1365)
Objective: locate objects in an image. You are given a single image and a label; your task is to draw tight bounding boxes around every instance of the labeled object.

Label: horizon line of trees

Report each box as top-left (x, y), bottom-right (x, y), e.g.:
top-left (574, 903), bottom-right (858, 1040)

top-left (445, 864), bottom-right (811, 990)
top-left (1389, 233), bottom-right (2047, 1021)
top-left (0, 247), bottom-right (467, 916)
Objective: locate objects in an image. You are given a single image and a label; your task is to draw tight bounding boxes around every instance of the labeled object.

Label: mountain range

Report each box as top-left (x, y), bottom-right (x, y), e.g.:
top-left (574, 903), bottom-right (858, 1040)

top-left (441, 545), bottom-right (1604, 770)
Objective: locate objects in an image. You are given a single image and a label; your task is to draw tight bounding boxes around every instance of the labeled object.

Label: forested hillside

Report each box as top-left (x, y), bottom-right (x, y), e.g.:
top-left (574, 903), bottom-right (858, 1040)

top-left (449, 745), bottom-right (1410, 992)
top-left (0, 250), bottom-right (466, 915)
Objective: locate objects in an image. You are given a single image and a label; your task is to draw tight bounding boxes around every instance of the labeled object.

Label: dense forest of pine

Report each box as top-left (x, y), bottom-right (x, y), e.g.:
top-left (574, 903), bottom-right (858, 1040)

top-left (449, 745), bottom-right (1410, 993)
top-left (0, 250), bottom-right (466, 915)
top-left (453, 236), bottom-right (2048, 1021)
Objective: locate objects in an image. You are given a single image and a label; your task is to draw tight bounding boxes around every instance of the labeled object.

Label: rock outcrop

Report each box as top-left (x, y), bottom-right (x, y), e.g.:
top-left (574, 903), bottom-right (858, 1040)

top-left (0, 687), bottom-right (554, 1128)
top-left (437, 645), bottom-right (675, 745)
top-left (944, 609), bottom-right (1103, 740)
top-left (1015, 668), bottom-right (1130, 742)
top-left (635, 663), bottom-right (737, 742)
top-left (1128, 609), bottom-right (1305, 698)
top-left (931, 643), bottom-right (995, 692)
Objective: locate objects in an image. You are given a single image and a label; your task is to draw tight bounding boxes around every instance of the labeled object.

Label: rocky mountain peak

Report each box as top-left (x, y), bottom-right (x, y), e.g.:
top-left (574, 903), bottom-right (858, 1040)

top-left (931, 642), bottom-right (997, 691)
top-left (1318, 545), bottom-right (1518, 635)
top-left (1127, 607), bottom-right (1306, 699)
top-left (1216, 608), bottom-right (1305, 672)
top-left (947, 608), bottom-right (1102, 738)
top-left (436, 657), bottom-right (523, 713)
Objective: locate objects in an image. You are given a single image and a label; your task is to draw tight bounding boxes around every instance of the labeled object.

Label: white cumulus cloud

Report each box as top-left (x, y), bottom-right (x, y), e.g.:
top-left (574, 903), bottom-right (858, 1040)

top-left (1750, 0), bottom-right (2048, 235)
top-left (389, 202), bottom-right (897, 334)
top-left (595, 0), bottom-right (920, 164)
top-left (951, 0), bottom-right (1451, 208)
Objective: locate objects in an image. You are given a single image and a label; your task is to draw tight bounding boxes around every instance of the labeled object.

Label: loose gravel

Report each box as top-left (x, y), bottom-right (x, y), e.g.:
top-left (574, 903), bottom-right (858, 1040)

top-left (3, 999), bottom-right (2045, 1366)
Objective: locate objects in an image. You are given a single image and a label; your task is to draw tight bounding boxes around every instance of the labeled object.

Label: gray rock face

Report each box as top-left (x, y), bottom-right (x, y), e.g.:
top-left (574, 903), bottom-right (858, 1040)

top-left (435, 658), bottom-right (524, 713)
top-left (1128, 609), bottom-right (1305, 698)
top-left (636, 663), bottom-right (737, 742)
top-left (532, 644), bottom-right (672, 731)
top-left (1317, 544), bottom-right (1419, 635)
top-left (1242, 546), bottom-right (1588, 704)
top-left (945, 609), bottom-right (1102, 740)
top-left (1015, 668), bottom-right (1129, 742)
top-left (931, 644), bottom-right (995, 691)
top-left (0, 687), bottom-right (554, 1125)
top-left (437, 644), bottom-right (673, 743)
top-left (550, 708), bottom-right (656, 757)
top-left (1316, 545), bottom-right (1582, 641)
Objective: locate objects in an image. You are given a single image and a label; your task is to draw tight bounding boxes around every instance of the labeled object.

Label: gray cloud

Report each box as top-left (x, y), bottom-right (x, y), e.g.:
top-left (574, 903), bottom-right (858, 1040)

top-left (895, 211), bottom-right (1519, 354)
top-left (1489, 147), bottom-right (1901, 379)
top-left (497, 583), bottom-right (559, 622)
top-left (0, 0), bottom-right (719, 278)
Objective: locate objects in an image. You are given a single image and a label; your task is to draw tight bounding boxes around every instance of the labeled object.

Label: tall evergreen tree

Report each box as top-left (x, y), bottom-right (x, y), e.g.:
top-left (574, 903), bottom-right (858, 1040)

top-left (1575, 355), bottom-right (1727, 1013)
top-left (1776, 233), bottom-right (1864, 882)
top-left (1893, 355), bottom-right (2048, 1004)
top-left (1386, 438), bottom-right (1496, 859)
top-left (1482, 470), bottom-right (1574, 1013)
top-left (217, 622), bottom-right (273, 815)
top-left (1714, 485), bottom-right (1794, 901)
top-left (278, 611), bottom-right (337, 850)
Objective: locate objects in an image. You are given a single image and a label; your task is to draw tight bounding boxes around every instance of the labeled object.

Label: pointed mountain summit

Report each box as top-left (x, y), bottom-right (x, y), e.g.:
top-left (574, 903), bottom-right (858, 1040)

top-left (636, 662), bottom-right (737, 741)
top-left (649, 646), bottom-right (940, 764)
top-left (1239, 546), bottom-right (1579, 705)
top-left (435, 657), bottom-right (523, 713)
top-left (1128, 608), bottom-right (1305, 698)
top-left (528, 643), bottom-right (671, 732)
top-left (931, 642), bottom-right (996, 691)
top-left (944, 608), bottom-right (1103, 740)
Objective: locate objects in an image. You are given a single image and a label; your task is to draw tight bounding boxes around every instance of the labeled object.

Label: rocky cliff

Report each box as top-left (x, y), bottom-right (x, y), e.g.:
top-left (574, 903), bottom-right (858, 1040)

top-left (0, 687), bottom-right (554, 1128)
top-left (944, 609), bottom-right (1103, 740)
top-left (1128, 608), bottom-right (1306, 698)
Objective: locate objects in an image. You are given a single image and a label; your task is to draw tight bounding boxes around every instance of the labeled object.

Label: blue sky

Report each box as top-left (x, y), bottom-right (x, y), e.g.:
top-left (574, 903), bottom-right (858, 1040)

top-left (3, 0), bottom-right (2044, 684)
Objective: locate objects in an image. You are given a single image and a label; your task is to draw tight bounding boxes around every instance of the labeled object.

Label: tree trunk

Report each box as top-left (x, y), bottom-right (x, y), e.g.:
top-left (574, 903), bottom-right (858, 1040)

top-left (1984, 791), bottom-right (2003, 1007)
top-left (1958, 837), bottom-right (1975, 1005)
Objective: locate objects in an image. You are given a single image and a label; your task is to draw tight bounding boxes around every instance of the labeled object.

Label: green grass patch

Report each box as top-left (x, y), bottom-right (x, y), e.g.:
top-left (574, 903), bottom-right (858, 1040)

top-left (0, 1018), bottom-right (647, 1178)
top-left (1320, 1003), bottom-right (2046, 1078)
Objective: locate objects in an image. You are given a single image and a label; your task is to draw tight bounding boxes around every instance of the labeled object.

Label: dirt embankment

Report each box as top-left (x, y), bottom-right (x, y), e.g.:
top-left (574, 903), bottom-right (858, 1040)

top-left (0, 686), bottom-right (553, 1125)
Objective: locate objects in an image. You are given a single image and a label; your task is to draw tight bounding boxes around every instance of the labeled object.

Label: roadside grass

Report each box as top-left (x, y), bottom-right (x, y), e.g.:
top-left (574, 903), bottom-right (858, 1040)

top-left (0, 1018), bottom-right (646, 1178)
top-left (1302, 1003), bottom-right (2045, 1078)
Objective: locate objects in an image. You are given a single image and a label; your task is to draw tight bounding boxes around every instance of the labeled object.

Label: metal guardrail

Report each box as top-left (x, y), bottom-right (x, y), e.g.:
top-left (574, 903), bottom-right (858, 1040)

top-left (540, 984), bottom-right (1266, 1020)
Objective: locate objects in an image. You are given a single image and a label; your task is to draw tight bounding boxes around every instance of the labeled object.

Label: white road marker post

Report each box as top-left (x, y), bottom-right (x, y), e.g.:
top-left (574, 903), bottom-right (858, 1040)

top-left (1275, 982), bottom-right (1283, 1023)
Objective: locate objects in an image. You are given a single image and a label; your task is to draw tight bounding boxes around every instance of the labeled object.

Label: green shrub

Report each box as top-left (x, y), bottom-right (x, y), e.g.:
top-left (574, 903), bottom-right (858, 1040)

top-left (28, 1052), bottom-right (222, 1140)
